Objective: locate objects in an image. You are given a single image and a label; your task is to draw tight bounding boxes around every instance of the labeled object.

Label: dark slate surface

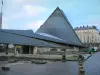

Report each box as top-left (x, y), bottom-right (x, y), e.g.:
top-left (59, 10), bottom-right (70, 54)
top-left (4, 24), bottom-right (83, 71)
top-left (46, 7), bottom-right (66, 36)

top-left (36, 7), bottom-right (82, 46)
top-left (0, 29), bottom-right (67, 45)
top-left (0, 30), bottom-right (66, 48)
top-left (0, 29), bottom-right (34, 37)
top-left (0, 29), bottom-right (81, 47)
top-left (84, 52), bottom-right (100, 75)
top-left (33, 33), bottom-right (72, 45)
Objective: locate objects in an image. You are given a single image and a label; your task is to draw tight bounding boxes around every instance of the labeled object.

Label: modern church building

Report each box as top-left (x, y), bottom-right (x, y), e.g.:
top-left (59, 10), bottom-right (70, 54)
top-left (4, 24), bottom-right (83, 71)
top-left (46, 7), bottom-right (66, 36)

top-left (0, 7), bottom-right (83, 55)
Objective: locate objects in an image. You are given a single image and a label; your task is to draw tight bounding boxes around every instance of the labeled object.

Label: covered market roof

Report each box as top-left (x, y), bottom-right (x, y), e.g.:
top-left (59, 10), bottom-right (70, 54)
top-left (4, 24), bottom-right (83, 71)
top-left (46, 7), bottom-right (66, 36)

top-left (36, 7), bottom-right (83, 46)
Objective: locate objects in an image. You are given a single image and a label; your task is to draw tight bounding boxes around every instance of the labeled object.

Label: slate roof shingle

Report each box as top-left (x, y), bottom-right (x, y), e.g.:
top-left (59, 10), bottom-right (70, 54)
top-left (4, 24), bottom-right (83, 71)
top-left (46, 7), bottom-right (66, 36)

top-left (0, 29), bottom-right (66, 48)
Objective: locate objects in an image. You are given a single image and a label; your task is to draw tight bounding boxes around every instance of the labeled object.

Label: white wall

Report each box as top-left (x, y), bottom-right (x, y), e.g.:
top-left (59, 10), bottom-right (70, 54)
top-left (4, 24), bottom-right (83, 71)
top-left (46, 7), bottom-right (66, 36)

top-left (75, 29), bottom-right (100, 44)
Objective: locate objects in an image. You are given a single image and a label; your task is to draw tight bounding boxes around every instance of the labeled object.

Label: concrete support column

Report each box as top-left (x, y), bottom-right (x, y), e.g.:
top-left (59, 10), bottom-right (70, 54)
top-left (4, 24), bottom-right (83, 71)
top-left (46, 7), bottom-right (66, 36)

top-left (48, 48), bottom-right (51, 51)
top-left (20, 46), bottom-right (23, 54)
top-left (73, 46), bottom-right (75, 52)
top-left (5, 44), bottom-right (8, 55)
top-left (14, 45), bottom-right (17, 56)
top-left (33, 46), bottom-right (38, 54)
top-left (29, 46), bottom-right (32, 54)
top-left (32, 47), bottom-right (34, 54)
top-left (65, 45), bottom-right (68, 56)
top-left (77, 47), bottom-right (80, 55)
top-left (66, 45), bottom-right (69, 53)
top-left (74, 46), bottom-right (78, 52)
top-left (74, 46), bottom-right (79, 54)
top-left (57, 48), bottom-right (60, 52)
top-left (77, 47), bottom-right (79, 52)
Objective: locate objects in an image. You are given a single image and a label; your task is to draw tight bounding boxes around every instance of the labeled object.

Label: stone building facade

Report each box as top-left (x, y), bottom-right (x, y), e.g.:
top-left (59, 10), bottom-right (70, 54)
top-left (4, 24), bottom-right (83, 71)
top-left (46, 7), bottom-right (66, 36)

top-left (75, 26), bottom-right (100, 47)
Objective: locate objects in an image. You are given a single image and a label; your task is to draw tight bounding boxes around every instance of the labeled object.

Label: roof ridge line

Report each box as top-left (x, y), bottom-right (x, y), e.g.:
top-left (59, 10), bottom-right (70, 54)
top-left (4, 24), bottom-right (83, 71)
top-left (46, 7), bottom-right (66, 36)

top-left (37, 7), bottom-right (61, 29)
top-left (0, 29), bottom-right (67, 45)
top-left (0, 30), bottom-right (34, 39)
top-left (59, 8), bottom-right (83, 45)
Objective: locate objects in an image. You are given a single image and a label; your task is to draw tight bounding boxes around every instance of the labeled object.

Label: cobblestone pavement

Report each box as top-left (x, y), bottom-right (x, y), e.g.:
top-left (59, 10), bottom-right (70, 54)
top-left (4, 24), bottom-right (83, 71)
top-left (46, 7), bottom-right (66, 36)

top-left (0, 61), bottom-right (8, 67)
top-left (0, 61), bottom-right (78, 75)
top-left (84, 52), bottom-right (100, 75)
top-left (0, 52), bottom-right (100, 75)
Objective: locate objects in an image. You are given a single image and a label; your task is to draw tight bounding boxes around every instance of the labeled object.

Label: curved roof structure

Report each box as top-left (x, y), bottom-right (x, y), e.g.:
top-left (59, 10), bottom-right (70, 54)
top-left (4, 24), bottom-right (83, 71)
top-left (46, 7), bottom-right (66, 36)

top-left (0, 29), bottom-right (66, 48)
top-left (36, 7), bottom-right (82, 46)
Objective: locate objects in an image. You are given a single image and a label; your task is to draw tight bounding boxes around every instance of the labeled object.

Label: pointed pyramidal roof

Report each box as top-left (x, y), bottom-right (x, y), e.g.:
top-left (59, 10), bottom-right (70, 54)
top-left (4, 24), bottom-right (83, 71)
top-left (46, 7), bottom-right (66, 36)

top-left (36, 7), bottom-right (82, 46)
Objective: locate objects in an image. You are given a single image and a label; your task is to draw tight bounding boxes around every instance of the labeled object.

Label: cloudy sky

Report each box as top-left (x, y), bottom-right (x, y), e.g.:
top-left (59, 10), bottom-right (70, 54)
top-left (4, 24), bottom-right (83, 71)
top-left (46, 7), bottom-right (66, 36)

top-left (1, 0), bottom-right (100, 32)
